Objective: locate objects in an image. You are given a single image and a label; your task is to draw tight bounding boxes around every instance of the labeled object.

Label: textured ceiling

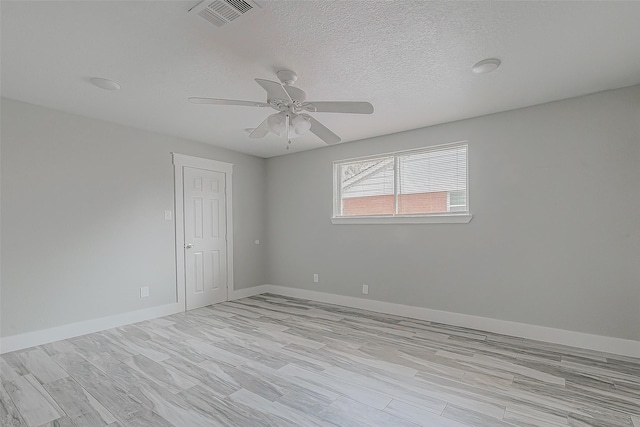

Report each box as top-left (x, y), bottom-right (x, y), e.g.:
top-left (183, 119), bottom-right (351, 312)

top-left (2, 1), bottom-right (640, 158)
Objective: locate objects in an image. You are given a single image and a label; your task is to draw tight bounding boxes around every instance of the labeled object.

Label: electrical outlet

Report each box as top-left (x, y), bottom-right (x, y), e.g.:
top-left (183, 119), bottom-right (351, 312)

top-left (164, 210), bottom-right (172, 220)
top-left (140, 286), bottom-right (150, 298)
top-left (362, 284), bottom-right (369, 295)
top-left (313, 274), bottom-right (319, 283)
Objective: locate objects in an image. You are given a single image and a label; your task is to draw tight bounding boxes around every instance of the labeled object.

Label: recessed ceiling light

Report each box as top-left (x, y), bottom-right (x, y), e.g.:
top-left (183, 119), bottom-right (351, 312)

top-left (472, 58), bottom-right (501, 74)
top-left (90, 77), bottom-right (121, 91)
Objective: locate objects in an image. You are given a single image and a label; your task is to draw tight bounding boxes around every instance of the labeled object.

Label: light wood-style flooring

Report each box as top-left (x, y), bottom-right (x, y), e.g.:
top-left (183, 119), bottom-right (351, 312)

top-left (1, 294), bottom-right (639, 426)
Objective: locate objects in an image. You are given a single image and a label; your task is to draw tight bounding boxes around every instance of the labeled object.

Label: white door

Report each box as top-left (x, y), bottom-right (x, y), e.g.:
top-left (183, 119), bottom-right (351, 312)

top-left (183, 166), bottom-right (228, 310)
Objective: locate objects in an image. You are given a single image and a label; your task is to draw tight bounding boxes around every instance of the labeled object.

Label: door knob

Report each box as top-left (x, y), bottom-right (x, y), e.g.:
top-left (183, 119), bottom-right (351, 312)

top-left (185, 244), bottom-right (194, 249)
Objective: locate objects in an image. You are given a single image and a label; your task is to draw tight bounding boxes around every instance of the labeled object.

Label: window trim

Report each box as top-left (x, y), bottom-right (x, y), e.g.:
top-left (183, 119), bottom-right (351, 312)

top-left (332, 141), bottom-right (472, 224)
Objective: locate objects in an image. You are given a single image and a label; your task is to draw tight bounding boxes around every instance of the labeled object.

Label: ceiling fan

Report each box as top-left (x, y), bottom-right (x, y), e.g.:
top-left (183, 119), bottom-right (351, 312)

top-left (188, 70), bottom-right (374, 149)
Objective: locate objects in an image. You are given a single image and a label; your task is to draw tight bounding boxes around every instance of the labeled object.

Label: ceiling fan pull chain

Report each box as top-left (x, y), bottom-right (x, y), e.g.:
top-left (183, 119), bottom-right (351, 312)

top-left (286, 113), bottom-right (291, 149)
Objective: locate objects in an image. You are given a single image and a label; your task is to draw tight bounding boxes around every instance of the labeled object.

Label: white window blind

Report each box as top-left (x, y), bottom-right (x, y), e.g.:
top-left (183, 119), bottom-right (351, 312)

top-left (333, 142), bottom-right (468, 219)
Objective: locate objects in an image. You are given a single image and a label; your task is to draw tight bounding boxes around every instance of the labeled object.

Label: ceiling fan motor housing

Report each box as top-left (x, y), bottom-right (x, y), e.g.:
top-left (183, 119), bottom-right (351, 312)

top-left (269, 85), bottom-right (307, 109)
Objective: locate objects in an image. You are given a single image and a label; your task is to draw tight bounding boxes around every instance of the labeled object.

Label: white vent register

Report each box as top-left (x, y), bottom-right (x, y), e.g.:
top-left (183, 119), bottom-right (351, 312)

top-left (189, 0), bottom-right (261, 28)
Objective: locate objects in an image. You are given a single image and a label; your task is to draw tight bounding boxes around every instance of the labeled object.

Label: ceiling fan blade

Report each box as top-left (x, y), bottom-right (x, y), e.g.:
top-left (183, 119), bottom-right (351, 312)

top-left (301, 114), bottom-right (341, 145)
top-left (188, 97), bottom-right (270, 107)
top-left (254, 79), bottom-right (292, 102)
top-left (301, 101), bottom-right (374, 114)
top-left (249, 117), bottom-right (270, 138)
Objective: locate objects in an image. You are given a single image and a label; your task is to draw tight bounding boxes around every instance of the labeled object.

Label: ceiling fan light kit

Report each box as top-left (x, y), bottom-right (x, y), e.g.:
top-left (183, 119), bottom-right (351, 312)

top-left (267, 112), bottom-right (285, 136)
top-left (267, 112), bottom-right (311, 138)
top-left (188, 69), bottom-right (374, 149)
top-left (292, 114), bottom-right (312, 134)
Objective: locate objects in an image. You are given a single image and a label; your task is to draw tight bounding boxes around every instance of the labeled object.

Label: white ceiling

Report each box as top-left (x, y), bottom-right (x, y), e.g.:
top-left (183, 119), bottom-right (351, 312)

top-left (2, 1), bottom-right (640, 158)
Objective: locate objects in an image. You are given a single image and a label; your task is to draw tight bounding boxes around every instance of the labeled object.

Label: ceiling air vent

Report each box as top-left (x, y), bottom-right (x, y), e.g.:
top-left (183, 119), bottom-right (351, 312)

top-left (189, 0), bottom-right (260, 28)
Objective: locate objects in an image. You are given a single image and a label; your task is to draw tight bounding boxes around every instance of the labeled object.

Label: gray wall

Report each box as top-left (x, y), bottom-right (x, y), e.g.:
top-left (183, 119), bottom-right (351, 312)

top-left (265, 85), bottom-right (640, 341)
top-left (3, 86), bottom-right (639, 341)
top-left (1, 98), bottom-right (267, 337)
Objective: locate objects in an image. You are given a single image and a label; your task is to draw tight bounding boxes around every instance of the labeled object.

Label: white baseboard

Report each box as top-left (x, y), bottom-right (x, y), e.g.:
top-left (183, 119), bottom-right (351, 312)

top-left (3, 284), bottom-right (638, 359)
top-left (0, 302), bottom-right (184, 354)
top-left (0, 284), bottom-right (269, 354)
top-left (264, 285), bottom-right (640, 359)
top-left (229, 285), bottom-right (270, 301)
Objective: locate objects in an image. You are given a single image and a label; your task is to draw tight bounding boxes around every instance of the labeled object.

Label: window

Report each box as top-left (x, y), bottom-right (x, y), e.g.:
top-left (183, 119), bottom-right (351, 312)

top-left (333, 142), bottom-right (471, 224)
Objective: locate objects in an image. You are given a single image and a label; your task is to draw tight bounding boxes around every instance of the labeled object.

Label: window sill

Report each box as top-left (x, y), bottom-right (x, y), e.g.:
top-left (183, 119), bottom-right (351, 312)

top-left (331, 213), bottom-right (473, 225)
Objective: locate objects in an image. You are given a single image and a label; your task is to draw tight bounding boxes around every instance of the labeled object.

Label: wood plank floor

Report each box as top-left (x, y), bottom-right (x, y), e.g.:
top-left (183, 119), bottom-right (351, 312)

top-left (1, 293), bottom-right (639, 427)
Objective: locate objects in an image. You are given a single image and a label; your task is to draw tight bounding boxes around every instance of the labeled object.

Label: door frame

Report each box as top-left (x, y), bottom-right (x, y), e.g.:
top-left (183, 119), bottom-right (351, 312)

top-left (172, 153), bottom-right (234, 311)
